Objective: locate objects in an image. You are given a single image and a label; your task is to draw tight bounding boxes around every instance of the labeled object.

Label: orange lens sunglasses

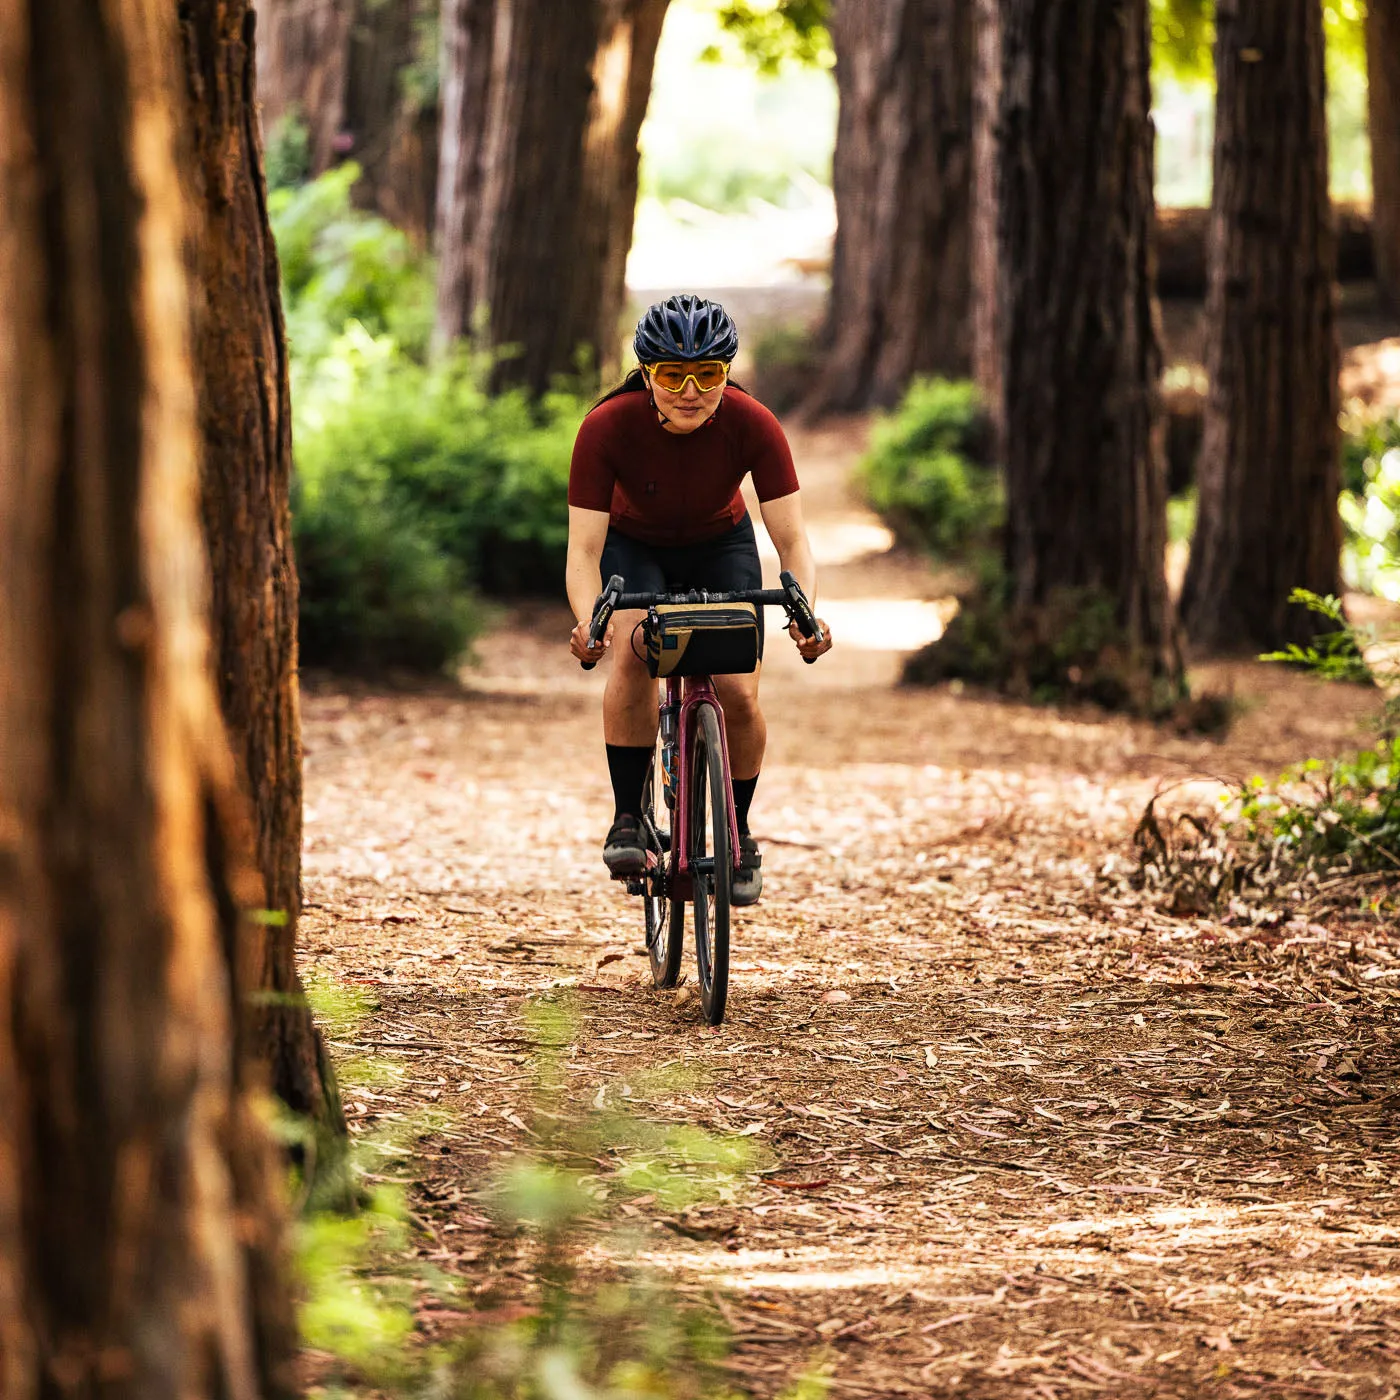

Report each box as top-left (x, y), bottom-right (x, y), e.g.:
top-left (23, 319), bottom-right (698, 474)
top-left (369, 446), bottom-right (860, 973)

top-left (645, 360), bottom-right (731, 393)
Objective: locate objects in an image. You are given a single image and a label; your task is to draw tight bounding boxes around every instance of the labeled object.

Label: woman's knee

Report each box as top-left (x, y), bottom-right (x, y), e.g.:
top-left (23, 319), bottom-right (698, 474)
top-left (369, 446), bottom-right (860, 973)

top-left (715, 672), bottom-right (762, 722)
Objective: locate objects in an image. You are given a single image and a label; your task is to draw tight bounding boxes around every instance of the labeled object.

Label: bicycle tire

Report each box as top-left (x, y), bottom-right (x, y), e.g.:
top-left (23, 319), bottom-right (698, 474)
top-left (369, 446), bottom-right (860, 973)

top-left (690, 703), bottom-right (732, 1025)
top-left (642, 746), bottom-right (682, 988)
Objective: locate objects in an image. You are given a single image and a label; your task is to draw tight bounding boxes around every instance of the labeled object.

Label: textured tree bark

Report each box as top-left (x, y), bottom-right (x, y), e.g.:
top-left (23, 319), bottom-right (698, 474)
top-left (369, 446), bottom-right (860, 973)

top-left (342, 0), bottom-right (440, 243)
top-left (255, 0), bottom-right (352, 172)
top-left (997, 0), bottom-right (1179, 684)
top-left (0, 0), bottom-right (295, 1393)
top-left (970, 0), bottom-right (1001, 438)
top-left (435, 0), bottom-right (501, 344)
top-left (180, 0), bottom-right (348, 1162)
top-left (806, 0), bottom-right (973, 414)
top-left (1368, 0), bottom-right (1400, 313)
top-left (436, 0), bottom-right (659, 381)
top-left (564, 0), bottom-right (671, 380)
top-left (444, 0), bottom-right (604, 391)
top-left (1182, 0), bottom-right (1341, 652)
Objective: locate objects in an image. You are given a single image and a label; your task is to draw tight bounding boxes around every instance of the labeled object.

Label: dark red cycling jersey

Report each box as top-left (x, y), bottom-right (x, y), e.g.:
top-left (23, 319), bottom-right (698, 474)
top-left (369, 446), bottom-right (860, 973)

top-left (568, 386), bottom-right (799, 547)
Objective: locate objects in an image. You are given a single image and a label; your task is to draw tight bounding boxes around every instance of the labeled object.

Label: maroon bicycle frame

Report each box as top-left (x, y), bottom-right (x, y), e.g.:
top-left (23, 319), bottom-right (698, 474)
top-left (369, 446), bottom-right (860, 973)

top-left (666, 673), bottom-right (742, 893)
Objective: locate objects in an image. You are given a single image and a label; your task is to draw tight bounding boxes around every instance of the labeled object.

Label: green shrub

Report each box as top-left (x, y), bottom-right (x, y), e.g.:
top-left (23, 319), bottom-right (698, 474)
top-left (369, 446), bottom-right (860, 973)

top-left (271, 165), bottom-right (436, 365)
top-left (294, 332), bottom-right (584, 605)
top-left (293, 451), bottom-right (480, 674)
top-left (856, 378), bottom-right (1001, 558)
top-left (749, 322), bottom-right (822, 416)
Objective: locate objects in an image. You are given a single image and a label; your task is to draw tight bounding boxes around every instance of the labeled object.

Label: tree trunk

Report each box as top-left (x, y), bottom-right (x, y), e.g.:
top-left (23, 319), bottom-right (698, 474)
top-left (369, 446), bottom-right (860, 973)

top-left (1181, 0), bottom-right (1341, 652)
top-left (806, 0), bottom-right (973, 415)
top-left (997, 0), bottom-right (1179, 685)
top-left (1369, 0), bottom-right (1400, 313)
top-left (0, 0), bottom-right (295, 1392)
top-left (563, 0), bottom-right (671, 381)
top-left (435, 0), bottom-right (604, 391)
top-left (343, 0), bottom-right (440, 244)
top-left (971, 0), bottom-right (1001, 438)
top-left (435, 0), bottom-right (500, 344)
top-left (255, 0), bottom-right (352, 172)
top-left (436, 0), bottom-right (658, 383)
top-left (180, 0), bottom-right (349, 1169)
top-left (1156, 200), bottom-right (1373, 297)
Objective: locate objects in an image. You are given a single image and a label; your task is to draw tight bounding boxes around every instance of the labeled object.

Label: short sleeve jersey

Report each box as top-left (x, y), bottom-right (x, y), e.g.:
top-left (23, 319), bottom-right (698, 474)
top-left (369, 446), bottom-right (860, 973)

top-left (568, 387), bottom-right (799, 547)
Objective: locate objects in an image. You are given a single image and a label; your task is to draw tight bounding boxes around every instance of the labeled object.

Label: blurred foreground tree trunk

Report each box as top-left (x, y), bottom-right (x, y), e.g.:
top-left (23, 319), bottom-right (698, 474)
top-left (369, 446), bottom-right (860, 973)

top-left (256, 0), bottom-right (351, 173)
top-left (0, 1), bottom-right (296, 1392)
top-left (1182, 0), bottom-right (1340, 652)
top-left (180, 0), bottom-right (350, 1180)
top-left (806, 0), bottom-right (973, 414)
top-left (1368, 0), bottom-right (1400, 313)
top-left (434, 0), bottom-right (605, 392)
top-left (996, 0), bottom-right (1179, 688)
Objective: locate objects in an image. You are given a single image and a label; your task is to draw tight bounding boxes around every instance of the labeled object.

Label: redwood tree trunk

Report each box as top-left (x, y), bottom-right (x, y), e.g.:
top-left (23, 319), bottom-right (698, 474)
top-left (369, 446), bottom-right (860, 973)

top-left (255, 0), bottom-right (351, 172)
top-left (0, 0), bottom-right (294, 1391)
top-left (806, 0), bottom-right (973, 414)
top-left (1182, 0), bottom-right (1341, 652)
top-left (435, 0), bottom-right (499, 344)
top-left (436, 0), bottom-right (604, 392)
top-left (1368, 0), bottom-right (1400, 313)
top-left (180, 0), bottom-right (348, 1159)
top-left (998, 0), bottom-right (1178, 681)
top-left (563, 0), bottom-right (670, 380)
top-left (971, 0), bottom-right (1001, 436)
top-left (342, 0), bottom-right (440, 243)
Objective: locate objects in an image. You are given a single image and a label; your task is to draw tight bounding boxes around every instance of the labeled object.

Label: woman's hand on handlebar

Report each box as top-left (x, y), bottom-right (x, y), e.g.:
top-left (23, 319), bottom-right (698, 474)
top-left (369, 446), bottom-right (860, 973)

top-left (571, 618), bottom-right (611, 664)
top-left (789, 617), bottom-right (833, 662)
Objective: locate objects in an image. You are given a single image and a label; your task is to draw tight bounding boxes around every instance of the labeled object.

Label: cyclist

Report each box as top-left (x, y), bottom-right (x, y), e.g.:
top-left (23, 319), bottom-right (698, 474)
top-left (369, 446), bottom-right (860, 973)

top-left (566, 294), bottom-right (833, 907)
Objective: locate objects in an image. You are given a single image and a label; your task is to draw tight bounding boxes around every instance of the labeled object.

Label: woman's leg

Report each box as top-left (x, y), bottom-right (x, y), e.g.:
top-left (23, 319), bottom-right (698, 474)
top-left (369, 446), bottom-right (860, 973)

top-left (713, 666), bottom-right (765, 784)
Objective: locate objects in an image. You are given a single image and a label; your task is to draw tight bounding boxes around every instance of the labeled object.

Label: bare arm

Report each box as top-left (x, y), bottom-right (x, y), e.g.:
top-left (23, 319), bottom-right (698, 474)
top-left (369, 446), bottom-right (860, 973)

top-left (566, 505), bottom-right (613, 661)
top-left (758, 491), bottom-right (833, 659)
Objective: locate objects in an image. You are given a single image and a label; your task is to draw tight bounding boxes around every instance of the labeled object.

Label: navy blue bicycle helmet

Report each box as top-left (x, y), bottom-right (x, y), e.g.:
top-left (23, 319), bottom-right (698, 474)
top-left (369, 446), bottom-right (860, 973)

top-left (634, 295), bottom-right (740, 363)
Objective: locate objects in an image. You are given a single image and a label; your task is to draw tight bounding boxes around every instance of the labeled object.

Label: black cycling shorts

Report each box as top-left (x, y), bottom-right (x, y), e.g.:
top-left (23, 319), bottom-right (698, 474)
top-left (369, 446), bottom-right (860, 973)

top-left (600, 514), bottom-right (766, 656)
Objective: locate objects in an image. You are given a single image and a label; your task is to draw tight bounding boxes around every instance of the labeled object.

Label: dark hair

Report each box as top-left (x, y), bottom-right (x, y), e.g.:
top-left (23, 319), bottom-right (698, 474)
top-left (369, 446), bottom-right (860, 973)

top-left (589, 366), bottom-right (751, 414)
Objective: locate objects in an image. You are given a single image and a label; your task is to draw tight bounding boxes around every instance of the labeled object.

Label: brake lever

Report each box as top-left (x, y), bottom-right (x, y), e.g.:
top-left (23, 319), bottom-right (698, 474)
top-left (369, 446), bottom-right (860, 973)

top-left (582, 574), bottom-right (624, 671)
top-left (778, 569), bottom-right (825, 665)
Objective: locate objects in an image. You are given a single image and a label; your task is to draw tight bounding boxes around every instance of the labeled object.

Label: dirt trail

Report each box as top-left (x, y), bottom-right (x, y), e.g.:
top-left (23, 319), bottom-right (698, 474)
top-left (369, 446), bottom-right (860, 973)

top-left (302, 423), bottom-right (1400, 1399)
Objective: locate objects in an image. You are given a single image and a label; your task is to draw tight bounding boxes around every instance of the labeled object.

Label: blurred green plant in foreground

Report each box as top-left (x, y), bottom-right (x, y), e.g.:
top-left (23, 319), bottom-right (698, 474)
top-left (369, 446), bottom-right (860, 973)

top-left (293, 990), bottom-right (830, 1399)
top-left (1340, 414), bottom-right (1400, 606)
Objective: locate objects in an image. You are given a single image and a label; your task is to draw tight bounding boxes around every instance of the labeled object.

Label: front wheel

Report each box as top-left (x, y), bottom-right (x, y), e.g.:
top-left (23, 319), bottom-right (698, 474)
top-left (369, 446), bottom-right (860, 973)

top-left (690, 703), bottom-right (732, 1025)
top-left (642, 745), bottom-right (682, 988)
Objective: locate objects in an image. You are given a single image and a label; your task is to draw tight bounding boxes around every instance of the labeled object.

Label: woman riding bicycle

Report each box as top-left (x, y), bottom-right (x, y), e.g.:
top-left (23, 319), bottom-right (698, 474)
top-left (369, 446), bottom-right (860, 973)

top-left (567, 294), bottom-right (833, 907)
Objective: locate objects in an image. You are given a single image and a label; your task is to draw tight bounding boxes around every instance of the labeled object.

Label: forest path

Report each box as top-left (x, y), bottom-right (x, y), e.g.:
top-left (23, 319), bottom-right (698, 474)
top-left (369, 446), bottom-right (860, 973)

top-left (301, 423), bottom-right (1400, 1399)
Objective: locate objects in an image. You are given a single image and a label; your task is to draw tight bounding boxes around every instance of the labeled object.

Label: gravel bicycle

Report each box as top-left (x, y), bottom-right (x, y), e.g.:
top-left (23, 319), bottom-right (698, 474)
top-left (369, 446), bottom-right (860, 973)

top-left (581, 572), bottom-right (825, 1024)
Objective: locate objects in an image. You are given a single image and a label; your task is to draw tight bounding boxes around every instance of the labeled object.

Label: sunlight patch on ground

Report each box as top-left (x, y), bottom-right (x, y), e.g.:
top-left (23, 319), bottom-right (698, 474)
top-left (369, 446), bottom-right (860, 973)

top-left (638, 1245), bottom-right (928, 1291)
top-left (813, 598), bottom-right (953, 652)
top-left (756, 518), bottom-right (895, 567)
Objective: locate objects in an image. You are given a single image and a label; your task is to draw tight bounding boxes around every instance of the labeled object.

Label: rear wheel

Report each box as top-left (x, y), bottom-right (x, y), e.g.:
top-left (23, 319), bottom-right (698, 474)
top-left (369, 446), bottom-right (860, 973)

top-left (690, 703), bottom-right (732, 1025)
top-left (642, 745), bottom-right (682, 988)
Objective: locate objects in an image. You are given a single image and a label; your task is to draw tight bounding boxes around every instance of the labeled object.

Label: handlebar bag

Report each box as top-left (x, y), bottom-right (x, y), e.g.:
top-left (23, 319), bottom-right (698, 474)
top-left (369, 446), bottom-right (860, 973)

top-left (644, 603), bottom-right (760, 678)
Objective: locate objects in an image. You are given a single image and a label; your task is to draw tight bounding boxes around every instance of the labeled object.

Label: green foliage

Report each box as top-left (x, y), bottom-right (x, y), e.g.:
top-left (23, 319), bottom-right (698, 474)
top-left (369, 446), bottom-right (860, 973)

top-left (271, 164), bottom-right (436, 365)
top-left (749, 323), bottom-right (822, 416)
top-left (1340, 416), bottom-right (1400, 604)
top-left (856, 379), bottom-right (1001, 559)
top-left (904, 576), bottom-right (1196, 722)
top-left (292, 995), bottom-right (809, 1399)
top-left (294, 333), bottom-right (583, 603)
top-left (1137, 593), bottom-right (1399, 916)
top-left (704, 0), bottom-right (833, 74)
top-left (1151, 0), bottom-right (1213, 83)
top-left (265, 110), bottom-right (312, 193)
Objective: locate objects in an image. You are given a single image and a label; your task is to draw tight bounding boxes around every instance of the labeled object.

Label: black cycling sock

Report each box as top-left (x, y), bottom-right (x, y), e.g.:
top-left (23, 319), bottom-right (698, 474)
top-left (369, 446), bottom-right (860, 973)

top-left (606, 744), bottom-right (653, 822)
top-left (733, 775), bottom-right (759, 836)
